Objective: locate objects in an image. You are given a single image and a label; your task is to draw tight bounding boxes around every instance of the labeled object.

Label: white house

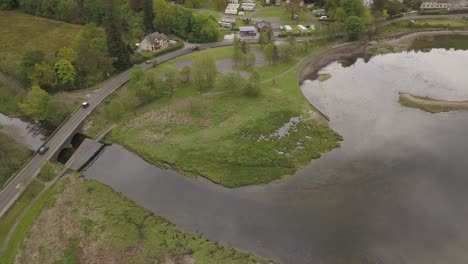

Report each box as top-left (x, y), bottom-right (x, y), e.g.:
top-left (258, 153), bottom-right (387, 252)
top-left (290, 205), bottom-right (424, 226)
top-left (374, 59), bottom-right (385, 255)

top-left (139, 32), bottom-right (169, 51)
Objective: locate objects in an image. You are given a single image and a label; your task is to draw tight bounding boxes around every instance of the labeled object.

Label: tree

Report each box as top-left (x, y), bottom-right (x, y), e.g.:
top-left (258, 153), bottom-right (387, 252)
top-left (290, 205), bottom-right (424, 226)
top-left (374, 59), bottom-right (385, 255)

top-left (263, 43), bottom-right (275, 65)
top-left (56, 47), bottom-right (77, 62)
top-left (219, 71), bottom-right (243, 92)
top-left (285, 0), bottom-right (303, 19)
top-left (0, 0), bottom-right (18, 10)
top-left (345, 16), bottom-right (363, 40)
top-left (385, 0), bottom-right (404, 17)
top-left (142, 0), bottom-right (154, 32)
top-left (19, 50), bottom-right (45, 83)
top-left (28, 62), bottom-right (58, 92)
top-left (190, 14), bottom-right (220, 43)
top-left (333, 7), bottom-right (346, 23)
top-left (153, 0), bottom-right (173, 34)
top-left (179, 66), bottom-right (191, 84)
top-left (73, 23), bottom-right (114, 86)
top-left (232, 36), bottom-right (242, 66)
top-left (19, 85), bottom-right (51, 121)
top-left (192, 54), bottom-right (217, 92)
top-left (54, 59), bottom-right (76, 86)
top-left (104, 0), bottom-right (131, 71)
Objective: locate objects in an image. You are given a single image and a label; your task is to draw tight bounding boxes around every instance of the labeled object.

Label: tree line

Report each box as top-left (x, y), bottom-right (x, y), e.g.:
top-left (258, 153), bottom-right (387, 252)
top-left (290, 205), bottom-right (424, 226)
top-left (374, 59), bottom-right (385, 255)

top-left (0, 0), bottom-right (220, 44)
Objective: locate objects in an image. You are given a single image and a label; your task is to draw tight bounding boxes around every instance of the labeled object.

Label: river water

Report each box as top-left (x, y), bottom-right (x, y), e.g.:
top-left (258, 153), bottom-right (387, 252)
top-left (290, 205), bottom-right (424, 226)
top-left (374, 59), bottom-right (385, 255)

top-left (83, 49), bottom-right (468, 264)
top-left (0, 113), bottom-right (45, 150)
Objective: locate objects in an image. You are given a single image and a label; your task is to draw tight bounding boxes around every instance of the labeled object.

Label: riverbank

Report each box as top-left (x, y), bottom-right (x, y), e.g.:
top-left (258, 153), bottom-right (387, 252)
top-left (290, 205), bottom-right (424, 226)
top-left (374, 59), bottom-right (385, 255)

top-left (11, 174), bottom-right (269, 264)
top-left (399, 92), bottom-right (468, 113)
top-left (300, 30), bottom-right (468, 83)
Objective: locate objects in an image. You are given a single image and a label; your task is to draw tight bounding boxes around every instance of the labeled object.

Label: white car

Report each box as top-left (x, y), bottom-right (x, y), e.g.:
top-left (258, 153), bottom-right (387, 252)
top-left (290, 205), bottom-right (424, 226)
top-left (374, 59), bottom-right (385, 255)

top-left (319, 16), bottom-right (328, 20)
top-left (81, 102), bottom-right (90, 108)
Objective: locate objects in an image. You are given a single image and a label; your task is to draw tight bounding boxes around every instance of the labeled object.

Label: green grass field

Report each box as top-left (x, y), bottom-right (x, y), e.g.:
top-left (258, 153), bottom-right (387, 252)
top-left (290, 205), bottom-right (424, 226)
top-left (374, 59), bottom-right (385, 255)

top-left (0, 131), bottom-right (32, 187)
top-left (12, 174), bottom-right (268, 264)
top-left (0, 11), bottom-right (83, 78)
top-left (251, 6), bottom-right (288, 18)
top-left (86, 45), bottom-right (342, 187)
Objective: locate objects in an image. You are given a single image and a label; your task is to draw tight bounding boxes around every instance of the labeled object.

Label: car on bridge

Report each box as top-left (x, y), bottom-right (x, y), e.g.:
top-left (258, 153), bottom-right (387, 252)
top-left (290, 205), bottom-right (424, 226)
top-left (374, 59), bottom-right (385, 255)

top-left (38, 146), bottom-right (49, 155)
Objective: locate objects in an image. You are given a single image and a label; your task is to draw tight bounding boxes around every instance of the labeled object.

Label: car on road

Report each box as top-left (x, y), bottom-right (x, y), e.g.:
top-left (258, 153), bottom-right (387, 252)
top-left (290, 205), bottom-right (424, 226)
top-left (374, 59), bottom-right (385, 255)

top-left (81, 101), bottom-right (90, 108)
top-left (319, 16), bottom-right (328, 20)
top-left (146, 60), bottom-right (152, 64)
top-left (191, 46), bottom-right (200, 50)
top-left (38, 146), bottom-right (49, 155)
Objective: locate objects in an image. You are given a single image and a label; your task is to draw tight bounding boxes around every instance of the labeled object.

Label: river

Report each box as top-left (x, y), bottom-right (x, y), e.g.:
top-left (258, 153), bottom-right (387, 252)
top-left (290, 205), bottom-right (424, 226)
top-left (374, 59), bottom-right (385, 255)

top-left (0, 113), bottom-right (45, 150)
top-left (83, 49), bottom-right (468, 264)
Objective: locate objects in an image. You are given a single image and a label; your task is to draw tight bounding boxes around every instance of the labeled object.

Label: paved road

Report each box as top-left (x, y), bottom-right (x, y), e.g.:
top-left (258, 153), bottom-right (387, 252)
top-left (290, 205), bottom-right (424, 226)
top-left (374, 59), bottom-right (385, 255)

top-left (0, 42), bottom-right (231, 218)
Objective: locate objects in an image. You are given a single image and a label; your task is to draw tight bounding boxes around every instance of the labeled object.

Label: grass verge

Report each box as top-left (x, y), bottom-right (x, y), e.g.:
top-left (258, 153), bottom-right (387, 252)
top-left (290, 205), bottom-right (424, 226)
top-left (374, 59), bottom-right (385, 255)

top-left (14, 174), bottom-right (269, 263)
top-left (0, 180), bottom-right (59, 264)
top-left (0, 180), bottom-right (44, 247)
top-left (0, 132), bottom-right (33, 187)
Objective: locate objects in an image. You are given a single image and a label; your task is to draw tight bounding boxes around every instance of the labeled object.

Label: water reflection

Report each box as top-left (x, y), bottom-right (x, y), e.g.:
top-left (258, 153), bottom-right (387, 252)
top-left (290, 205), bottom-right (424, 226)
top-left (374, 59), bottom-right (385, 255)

top-left (84, 49), bottom-right (468, 263)
top-left (0, 113), bottom-right (46, 150)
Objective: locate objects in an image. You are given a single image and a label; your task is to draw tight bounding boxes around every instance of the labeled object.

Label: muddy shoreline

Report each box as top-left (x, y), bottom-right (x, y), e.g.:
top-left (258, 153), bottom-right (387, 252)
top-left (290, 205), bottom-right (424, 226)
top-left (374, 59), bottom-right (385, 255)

top-left (299, 30), bottom-right (468, 85)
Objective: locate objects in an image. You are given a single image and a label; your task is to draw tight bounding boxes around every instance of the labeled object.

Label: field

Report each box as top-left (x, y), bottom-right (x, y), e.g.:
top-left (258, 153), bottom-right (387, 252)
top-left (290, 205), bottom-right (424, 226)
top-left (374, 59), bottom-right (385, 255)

top-left (0, 11), bottom-right (83, 78)
top-left (0, 131), bottom-right (32, 187)
top-left (85, 44), bottom-right (342, 187)
top-left (377, 18), bottom-right (468, 37)
top-left (11, 174), bottom-right (268, 264)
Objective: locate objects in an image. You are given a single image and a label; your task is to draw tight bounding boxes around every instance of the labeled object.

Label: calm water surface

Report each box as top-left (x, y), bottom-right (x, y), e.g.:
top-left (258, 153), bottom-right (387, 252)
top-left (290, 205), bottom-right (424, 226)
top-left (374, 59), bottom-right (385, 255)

top-left (0, 113), bottom-right (45, 150)
top-left (84, 49), bottom-right (468, 264)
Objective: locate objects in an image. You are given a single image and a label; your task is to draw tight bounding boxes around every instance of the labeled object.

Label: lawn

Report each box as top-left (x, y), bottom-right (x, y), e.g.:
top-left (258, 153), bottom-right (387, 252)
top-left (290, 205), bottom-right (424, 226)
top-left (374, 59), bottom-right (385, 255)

top-left (86, 44), bottom-right (342, 187)
top-left (0, 11), bottom-right (83, 78)
top-left (0, 131), bottom-right (33, 187)
top-left (251, 6), bottom-right (288, 18)
top-left (0, 180), bottom-right (44, 248)
top-left (13, 174), bottom-right (269, 264)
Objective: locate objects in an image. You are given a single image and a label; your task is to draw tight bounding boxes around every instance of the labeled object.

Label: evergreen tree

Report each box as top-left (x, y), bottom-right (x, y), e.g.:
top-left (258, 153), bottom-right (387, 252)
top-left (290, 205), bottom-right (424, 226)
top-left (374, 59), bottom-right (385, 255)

top-left (143, 0), bottom-right (154, 33)
top-left (105, 0), bottom-right (131, 71)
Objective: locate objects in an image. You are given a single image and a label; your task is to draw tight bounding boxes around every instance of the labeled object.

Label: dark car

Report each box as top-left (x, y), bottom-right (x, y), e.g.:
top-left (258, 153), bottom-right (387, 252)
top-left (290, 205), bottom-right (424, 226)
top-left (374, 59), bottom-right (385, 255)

top-left (38, 146), bottom-right (49, 155)
top-left (81, 101), bottom-right (90, 108)
top-left (191, 46), bottom-right (200, 50)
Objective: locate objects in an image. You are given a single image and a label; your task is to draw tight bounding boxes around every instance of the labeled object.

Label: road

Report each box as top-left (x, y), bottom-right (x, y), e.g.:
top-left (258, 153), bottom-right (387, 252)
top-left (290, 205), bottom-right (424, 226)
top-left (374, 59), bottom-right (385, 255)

top-left (0, 42), bottom-right (230, 218)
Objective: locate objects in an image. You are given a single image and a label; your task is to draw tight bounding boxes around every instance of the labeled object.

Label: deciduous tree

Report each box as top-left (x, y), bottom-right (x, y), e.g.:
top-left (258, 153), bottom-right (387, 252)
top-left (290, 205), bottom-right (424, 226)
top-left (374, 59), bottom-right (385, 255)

top-left (345, 16), bottom-right (363, 40)
top-left (19, 85), bottom-right (51, 121)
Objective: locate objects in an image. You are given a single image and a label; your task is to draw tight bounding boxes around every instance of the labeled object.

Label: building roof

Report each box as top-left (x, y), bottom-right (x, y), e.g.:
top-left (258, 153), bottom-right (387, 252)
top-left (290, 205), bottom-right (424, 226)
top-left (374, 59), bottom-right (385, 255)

top-left (143, 32), bottom-right (168, 43)
top-left (239, 26), bottom-right (258, 32)
top-left (255, 20), bottom-right (272, 29)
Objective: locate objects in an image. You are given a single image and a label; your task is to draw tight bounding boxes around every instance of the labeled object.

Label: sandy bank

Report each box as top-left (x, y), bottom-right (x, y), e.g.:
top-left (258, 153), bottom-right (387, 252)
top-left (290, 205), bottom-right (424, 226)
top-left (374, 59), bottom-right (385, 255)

top-left (399, 92), bottom-right (468, 113)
